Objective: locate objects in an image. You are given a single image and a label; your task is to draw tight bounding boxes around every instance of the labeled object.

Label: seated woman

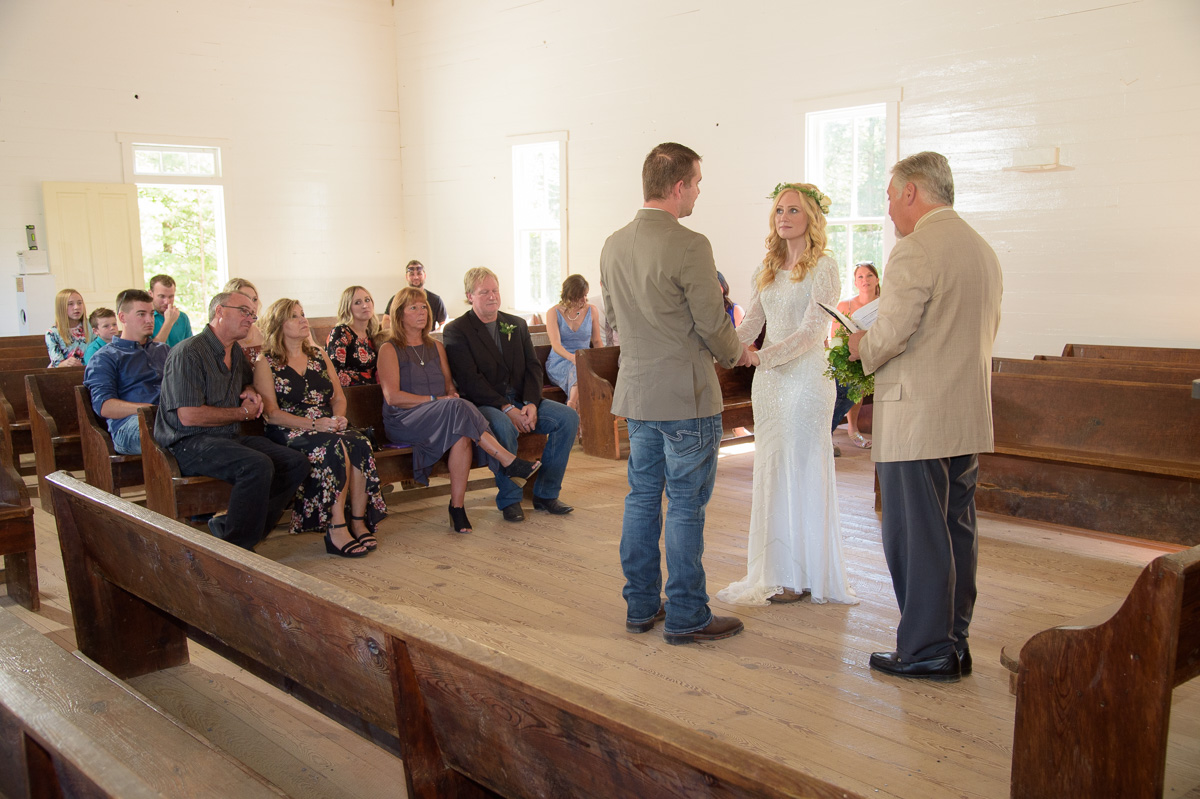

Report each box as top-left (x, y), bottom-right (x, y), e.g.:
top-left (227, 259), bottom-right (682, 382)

top-left (45, 288), bottom-right (91, 368)
top-left (717, 271), bottom-right (745, 327)
top-left (326, 285), bottom-right (380, 386)
top-left (223, 278), bottom-right (265, 361)
top-left (377, 287), bottom-right (539, 534)
top-left (544, 274), bottom-right (602, 411)
top-left (254, 298), bottom-right (387, 558)
top-left (831, 261), bottom-right (880, 449)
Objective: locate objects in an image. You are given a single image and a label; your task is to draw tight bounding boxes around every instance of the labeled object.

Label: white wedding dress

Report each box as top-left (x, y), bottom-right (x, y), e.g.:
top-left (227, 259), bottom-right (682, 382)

top-left (717, 255), bottom-right (858, 605)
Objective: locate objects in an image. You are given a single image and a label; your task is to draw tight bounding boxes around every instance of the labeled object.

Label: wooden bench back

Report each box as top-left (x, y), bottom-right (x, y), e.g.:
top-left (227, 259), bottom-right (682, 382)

top-left (48, 471), bottom-right (847, 799)
top-left (0, 334), bottom-right (48, 348)
top-left (0, 607), bottom-right (280, 798)
top-left (0, 345), bottom-right (52, 359)
top-left (308, 315), bottom-right (339, 349)
top-left (0, 366), bottom-right (58, 473)
top-left (1011, 544), bottom-right (1200, 798)
top-left (26, 369), bottom-right (87, 511)
top-left (137, 406), bottom-right (236, 520)
top-left (991, 372), bottom-right (1200, 468)
top-left (1061, 343), bottom-right (1200, 364)
top-left (74, 384), bottom-right (143, 495)
top-left (577, 346), bottom-right (623, 459)
top-left (0, 356), bottom-right (58, 372)
top-left (998, 356), bottom-right (1197, 384)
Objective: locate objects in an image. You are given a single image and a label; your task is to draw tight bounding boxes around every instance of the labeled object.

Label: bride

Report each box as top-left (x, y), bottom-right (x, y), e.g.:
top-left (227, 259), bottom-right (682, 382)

top-left (717, 183), bottom-right (857, 606)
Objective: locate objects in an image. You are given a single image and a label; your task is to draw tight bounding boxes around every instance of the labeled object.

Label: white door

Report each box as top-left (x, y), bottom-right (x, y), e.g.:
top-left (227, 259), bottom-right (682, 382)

top-left (41, 182), bottom-right (143, 311)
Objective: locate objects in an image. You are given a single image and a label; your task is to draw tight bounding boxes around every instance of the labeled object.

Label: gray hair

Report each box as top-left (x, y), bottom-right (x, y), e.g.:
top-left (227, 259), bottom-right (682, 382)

top-left (891, 151), bottom-right (954, 207)
top-left (208, 291), bottom-right (238, 321)
top-left (463, 266), bottom-right (498, 297)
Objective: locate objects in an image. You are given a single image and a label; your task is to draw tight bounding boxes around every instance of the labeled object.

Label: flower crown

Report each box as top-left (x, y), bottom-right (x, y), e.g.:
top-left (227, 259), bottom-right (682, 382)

top-left (769, 182), bottom-right (832, 215)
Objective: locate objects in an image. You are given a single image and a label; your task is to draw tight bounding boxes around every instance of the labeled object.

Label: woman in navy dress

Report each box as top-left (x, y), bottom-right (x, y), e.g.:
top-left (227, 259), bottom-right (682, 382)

top-left (254, 298), bottom-right (387, 558)
top-left (377, 287), bottom-right (539, 534)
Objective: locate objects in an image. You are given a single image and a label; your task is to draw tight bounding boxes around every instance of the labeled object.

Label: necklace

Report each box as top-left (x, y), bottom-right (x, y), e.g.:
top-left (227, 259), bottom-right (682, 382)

top-left (564, 304), bottom-right (584, 321)
top-left (407, 344), bottom-right (425, 366)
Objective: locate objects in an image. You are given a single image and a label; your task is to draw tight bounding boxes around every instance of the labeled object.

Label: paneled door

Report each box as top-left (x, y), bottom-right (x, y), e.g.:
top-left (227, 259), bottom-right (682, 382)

top-left (41, 183), bottom-right (143, 310)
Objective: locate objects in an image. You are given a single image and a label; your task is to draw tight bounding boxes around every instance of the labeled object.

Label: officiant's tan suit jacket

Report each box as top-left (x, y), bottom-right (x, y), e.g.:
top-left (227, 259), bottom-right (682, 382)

top-left (860, 208), bottom-right (1003, 463)
top-left (600, 208), bottom-right (742, 422)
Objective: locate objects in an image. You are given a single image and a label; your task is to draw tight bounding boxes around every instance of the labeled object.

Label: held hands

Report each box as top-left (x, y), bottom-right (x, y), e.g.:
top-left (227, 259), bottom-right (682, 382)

top-left (748, 350), bottom-right (761, 367)
top-left (735, 345), bottom-right (753, 368)
top-left (847, 331), bottom-right (865, 362)
top-left (239, 388), bottom-right (264, 419)
top-left (310, 415), bottom-right (347, 433)
top-left (505, 403), bottom-right (537, 433)
top-left (60, 355), bottom-right (82, 368)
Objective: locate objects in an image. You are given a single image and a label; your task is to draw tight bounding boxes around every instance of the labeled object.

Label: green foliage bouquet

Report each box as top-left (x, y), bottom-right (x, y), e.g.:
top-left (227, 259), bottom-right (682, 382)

top-left (825, 325), bottom-right (874, 403)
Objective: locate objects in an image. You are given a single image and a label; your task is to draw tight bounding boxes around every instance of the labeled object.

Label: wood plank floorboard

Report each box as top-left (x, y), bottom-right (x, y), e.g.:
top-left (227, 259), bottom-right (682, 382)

top-left (3, 430), bottom-right (1196, 797)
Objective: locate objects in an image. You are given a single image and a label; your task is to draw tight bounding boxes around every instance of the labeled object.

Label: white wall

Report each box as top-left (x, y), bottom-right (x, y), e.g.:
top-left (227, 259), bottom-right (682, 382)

top-left (0, 0), bottom-right (405, 334)
top-left (393, 0), bottom-right (1200, 357)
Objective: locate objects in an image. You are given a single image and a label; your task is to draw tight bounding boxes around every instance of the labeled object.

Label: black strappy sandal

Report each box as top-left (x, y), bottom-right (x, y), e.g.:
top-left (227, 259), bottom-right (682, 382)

top-left (448, 503), bottom-right (472, 534)
top-left (348, 513), bottom-right (378, 551)
top-left (324, 523), bottom-right (369, 558)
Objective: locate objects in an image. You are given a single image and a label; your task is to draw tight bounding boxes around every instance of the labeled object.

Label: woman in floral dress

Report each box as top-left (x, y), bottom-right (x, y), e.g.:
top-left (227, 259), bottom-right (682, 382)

top-left (325, 285), bottom-right (380, 386)
top-left (254, 297), bottom-right (387, 557)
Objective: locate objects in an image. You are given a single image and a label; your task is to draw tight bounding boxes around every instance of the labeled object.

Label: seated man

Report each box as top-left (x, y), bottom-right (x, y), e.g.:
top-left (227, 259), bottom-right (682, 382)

top-left (83, 290), bottom-right (169, 454)
top-left (149, 273), bottom-right (193, 346)
top-left (154, 291), bottom-right (309, 550)
top-left (443, 267), bottom-right (579, 522)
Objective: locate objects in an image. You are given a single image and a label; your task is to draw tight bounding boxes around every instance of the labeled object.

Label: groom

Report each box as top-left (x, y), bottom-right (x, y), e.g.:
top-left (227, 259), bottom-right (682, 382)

top-left (849, 151), bottom-right (1003, 682)
top-left (601, 142), bottom-right (752, 645)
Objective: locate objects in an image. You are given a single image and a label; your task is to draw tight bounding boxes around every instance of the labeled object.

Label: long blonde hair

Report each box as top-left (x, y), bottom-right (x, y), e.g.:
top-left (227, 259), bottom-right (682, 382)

top-left (53, 289), bottom-right (92, 343)
top-left (388, 287), bottom-right (436, 348)
top-left (336, 285), bottom-right (380, 339)
top-left (259, 298), bottom-right (319, 362)
top-left (756, 185), bottom-right (830, 292)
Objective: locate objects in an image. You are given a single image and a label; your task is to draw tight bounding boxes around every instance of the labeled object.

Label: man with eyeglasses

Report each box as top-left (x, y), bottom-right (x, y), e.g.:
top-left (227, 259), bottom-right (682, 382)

top-left (154, 291), bottom-right (309, 551)
top-left (384, 260), bottom-right (447, 330)
top-left (84, 289), bottom-right (169, 455)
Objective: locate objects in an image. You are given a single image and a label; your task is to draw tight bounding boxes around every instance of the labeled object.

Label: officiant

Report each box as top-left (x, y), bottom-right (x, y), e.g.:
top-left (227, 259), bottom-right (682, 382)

top-left (848, 151), bottom-right (1003, 683)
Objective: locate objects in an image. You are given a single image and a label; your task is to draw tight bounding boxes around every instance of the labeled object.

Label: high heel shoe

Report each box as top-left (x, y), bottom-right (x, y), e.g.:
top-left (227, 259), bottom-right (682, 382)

top-left (503, 457), bottom-right (541, 486)
top-left (448, 504), bottom-right (472, 534)
top-left (347, 513), bottom-right (378, 551)
top-left (325, 524), bottom-right (369, 558)
top-left (848, 431), bottom-right (872, 449)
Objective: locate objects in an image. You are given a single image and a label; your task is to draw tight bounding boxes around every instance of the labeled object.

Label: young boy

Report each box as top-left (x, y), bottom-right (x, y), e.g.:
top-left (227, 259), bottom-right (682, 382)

top-left (82, 308), bottom-right (119, 365)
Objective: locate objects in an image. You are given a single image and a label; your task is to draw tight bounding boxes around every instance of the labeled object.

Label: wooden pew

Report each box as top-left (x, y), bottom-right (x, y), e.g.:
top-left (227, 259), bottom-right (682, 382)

top-left (576, 345), bottom-right (755, 460)
top-left (0, 334), bottom-right (49, 348)
top-left (0, 439), bottom-right (37, 610)
top-left (0, 366), bottom-right (59, 476)
top-left (577, 345), bottom-right (625, 459)
top-left (1061, 342), bottom-right (1200, 365)
top-left (533, 343), bottom-right (568, 405)
top-left (48, 471), bottom-right (853, 799)
top-left (0, 606), bottom-right (282, 798)
top-left (0, 345), bottom-right (54, 359)
top-left (0, 355), bottom-right (62, 371)
top-left (26, 369), bottom-right (87, 513)
top-left (976, 373), bottom-right (1200, 545)
top-left (997, 356), bottom-right (1198, 384)
top-left (1005, 544), bottom-right (1200, 798)
top-left (307, 315), bottom-right (339, 349)
top-left (75, 384), bottom-right (144, 498)
top-left (136, 407), bottom-right (239, 524)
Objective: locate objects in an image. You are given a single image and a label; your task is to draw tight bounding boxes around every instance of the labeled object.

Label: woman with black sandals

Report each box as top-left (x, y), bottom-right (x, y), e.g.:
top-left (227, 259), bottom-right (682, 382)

top-left (377, 287), bottom-right (539, 534)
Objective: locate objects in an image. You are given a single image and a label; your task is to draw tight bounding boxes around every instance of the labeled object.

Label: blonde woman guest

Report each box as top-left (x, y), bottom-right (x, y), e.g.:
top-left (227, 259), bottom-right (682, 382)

top-left (223, 278), bottom-right (265, 360)
top-left (46, 289), bottom-right (91, 367)
top-left (326, 286), bottom-right (380, 386)
top-left (717, 182), bottom-right (857, 607)
top-left (377, 287), bottom-right (539, 534)
top-left (544, 274), bottom-right (603, 411)
top-left (253, 298), bottom-right (387, 558)
top-left (831, 262), bottom-right (880, 448)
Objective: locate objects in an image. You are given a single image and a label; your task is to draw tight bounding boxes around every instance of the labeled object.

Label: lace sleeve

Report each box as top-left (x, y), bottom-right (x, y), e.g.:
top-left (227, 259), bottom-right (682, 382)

top-left (737, 267), bottom-right (766, 346)
top-left (756, 257), bottom-right (841, 371)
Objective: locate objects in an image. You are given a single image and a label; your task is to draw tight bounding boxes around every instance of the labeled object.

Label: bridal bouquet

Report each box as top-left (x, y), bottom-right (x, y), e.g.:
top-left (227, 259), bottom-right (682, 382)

top-left (825, 325), bottom-right (874, 403)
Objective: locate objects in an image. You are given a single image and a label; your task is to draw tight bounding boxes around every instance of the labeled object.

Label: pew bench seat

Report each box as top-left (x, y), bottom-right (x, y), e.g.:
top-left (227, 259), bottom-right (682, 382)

top-left (76, 384), bottom-right (144, 498)
top-left (0, 606), bottom-right (282, 798)
top-left (26, 369), bottom-right (87, 512)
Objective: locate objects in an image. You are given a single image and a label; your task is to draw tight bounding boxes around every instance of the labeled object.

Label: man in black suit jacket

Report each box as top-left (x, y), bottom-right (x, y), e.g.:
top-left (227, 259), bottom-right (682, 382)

top-left (443, 267), bottom-right (579, 522)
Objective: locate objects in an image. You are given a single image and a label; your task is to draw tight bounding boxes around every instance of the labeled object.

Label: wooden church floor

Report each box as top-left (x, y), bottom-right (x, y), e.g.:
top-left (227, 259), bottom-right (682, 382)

top-left (9, 432), bottom-right (1200, 798)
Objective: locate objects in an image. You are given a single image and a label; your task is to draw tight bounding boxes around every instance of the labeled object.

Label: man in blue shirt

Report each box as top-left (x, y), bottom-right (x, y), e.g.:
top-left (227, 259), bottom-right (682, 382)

top-left (150, 274), bottom-right (193, 346)
top-left (84, 289), bottom-right (170, 455)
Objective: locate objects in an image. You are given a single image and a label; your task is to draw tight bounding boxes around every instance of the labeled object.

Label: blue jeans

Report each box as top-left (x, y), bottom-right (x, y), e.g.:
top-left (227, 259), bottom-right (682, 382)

top-left (621, 414), bottom-right (721, 635)
top-left (478, 400), bottom-right (579, 510)
top-left (111, 415), bottom-right (141, 455)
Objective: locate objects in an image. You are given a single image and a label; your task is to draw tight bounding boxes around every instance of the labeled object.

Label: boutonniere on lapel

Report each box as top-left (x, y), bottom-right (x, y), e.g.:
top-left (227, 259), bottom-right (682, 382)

top-left (498, 321), bottom-right (515, 341)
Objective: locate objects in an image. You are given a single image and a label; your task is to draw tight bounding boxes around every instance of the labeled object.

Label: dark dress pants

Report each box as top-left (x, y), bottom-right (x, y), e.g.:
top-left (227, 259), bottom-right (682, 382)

top-left (875, 454), bottom-right (979, 661)
top-left (171, 434), bottom-right (310, 550)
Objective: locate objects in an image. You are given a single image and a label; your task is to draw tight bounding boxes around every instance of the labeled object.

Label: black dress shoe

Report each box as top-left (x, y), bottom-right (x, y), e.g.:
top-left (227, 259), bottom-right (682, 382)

top-left (501, 503), bottom-right (525, 522)
top-left (664, 615), bottom-right (744, 645)
top-left (869, 651), bottom-right (961, 682)
top-left (626, 604), bottom-right (666, 634)
top-left (958, 647), bottom-right (972, 676)
top-left (532, 497), bottom-right (573, 515)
